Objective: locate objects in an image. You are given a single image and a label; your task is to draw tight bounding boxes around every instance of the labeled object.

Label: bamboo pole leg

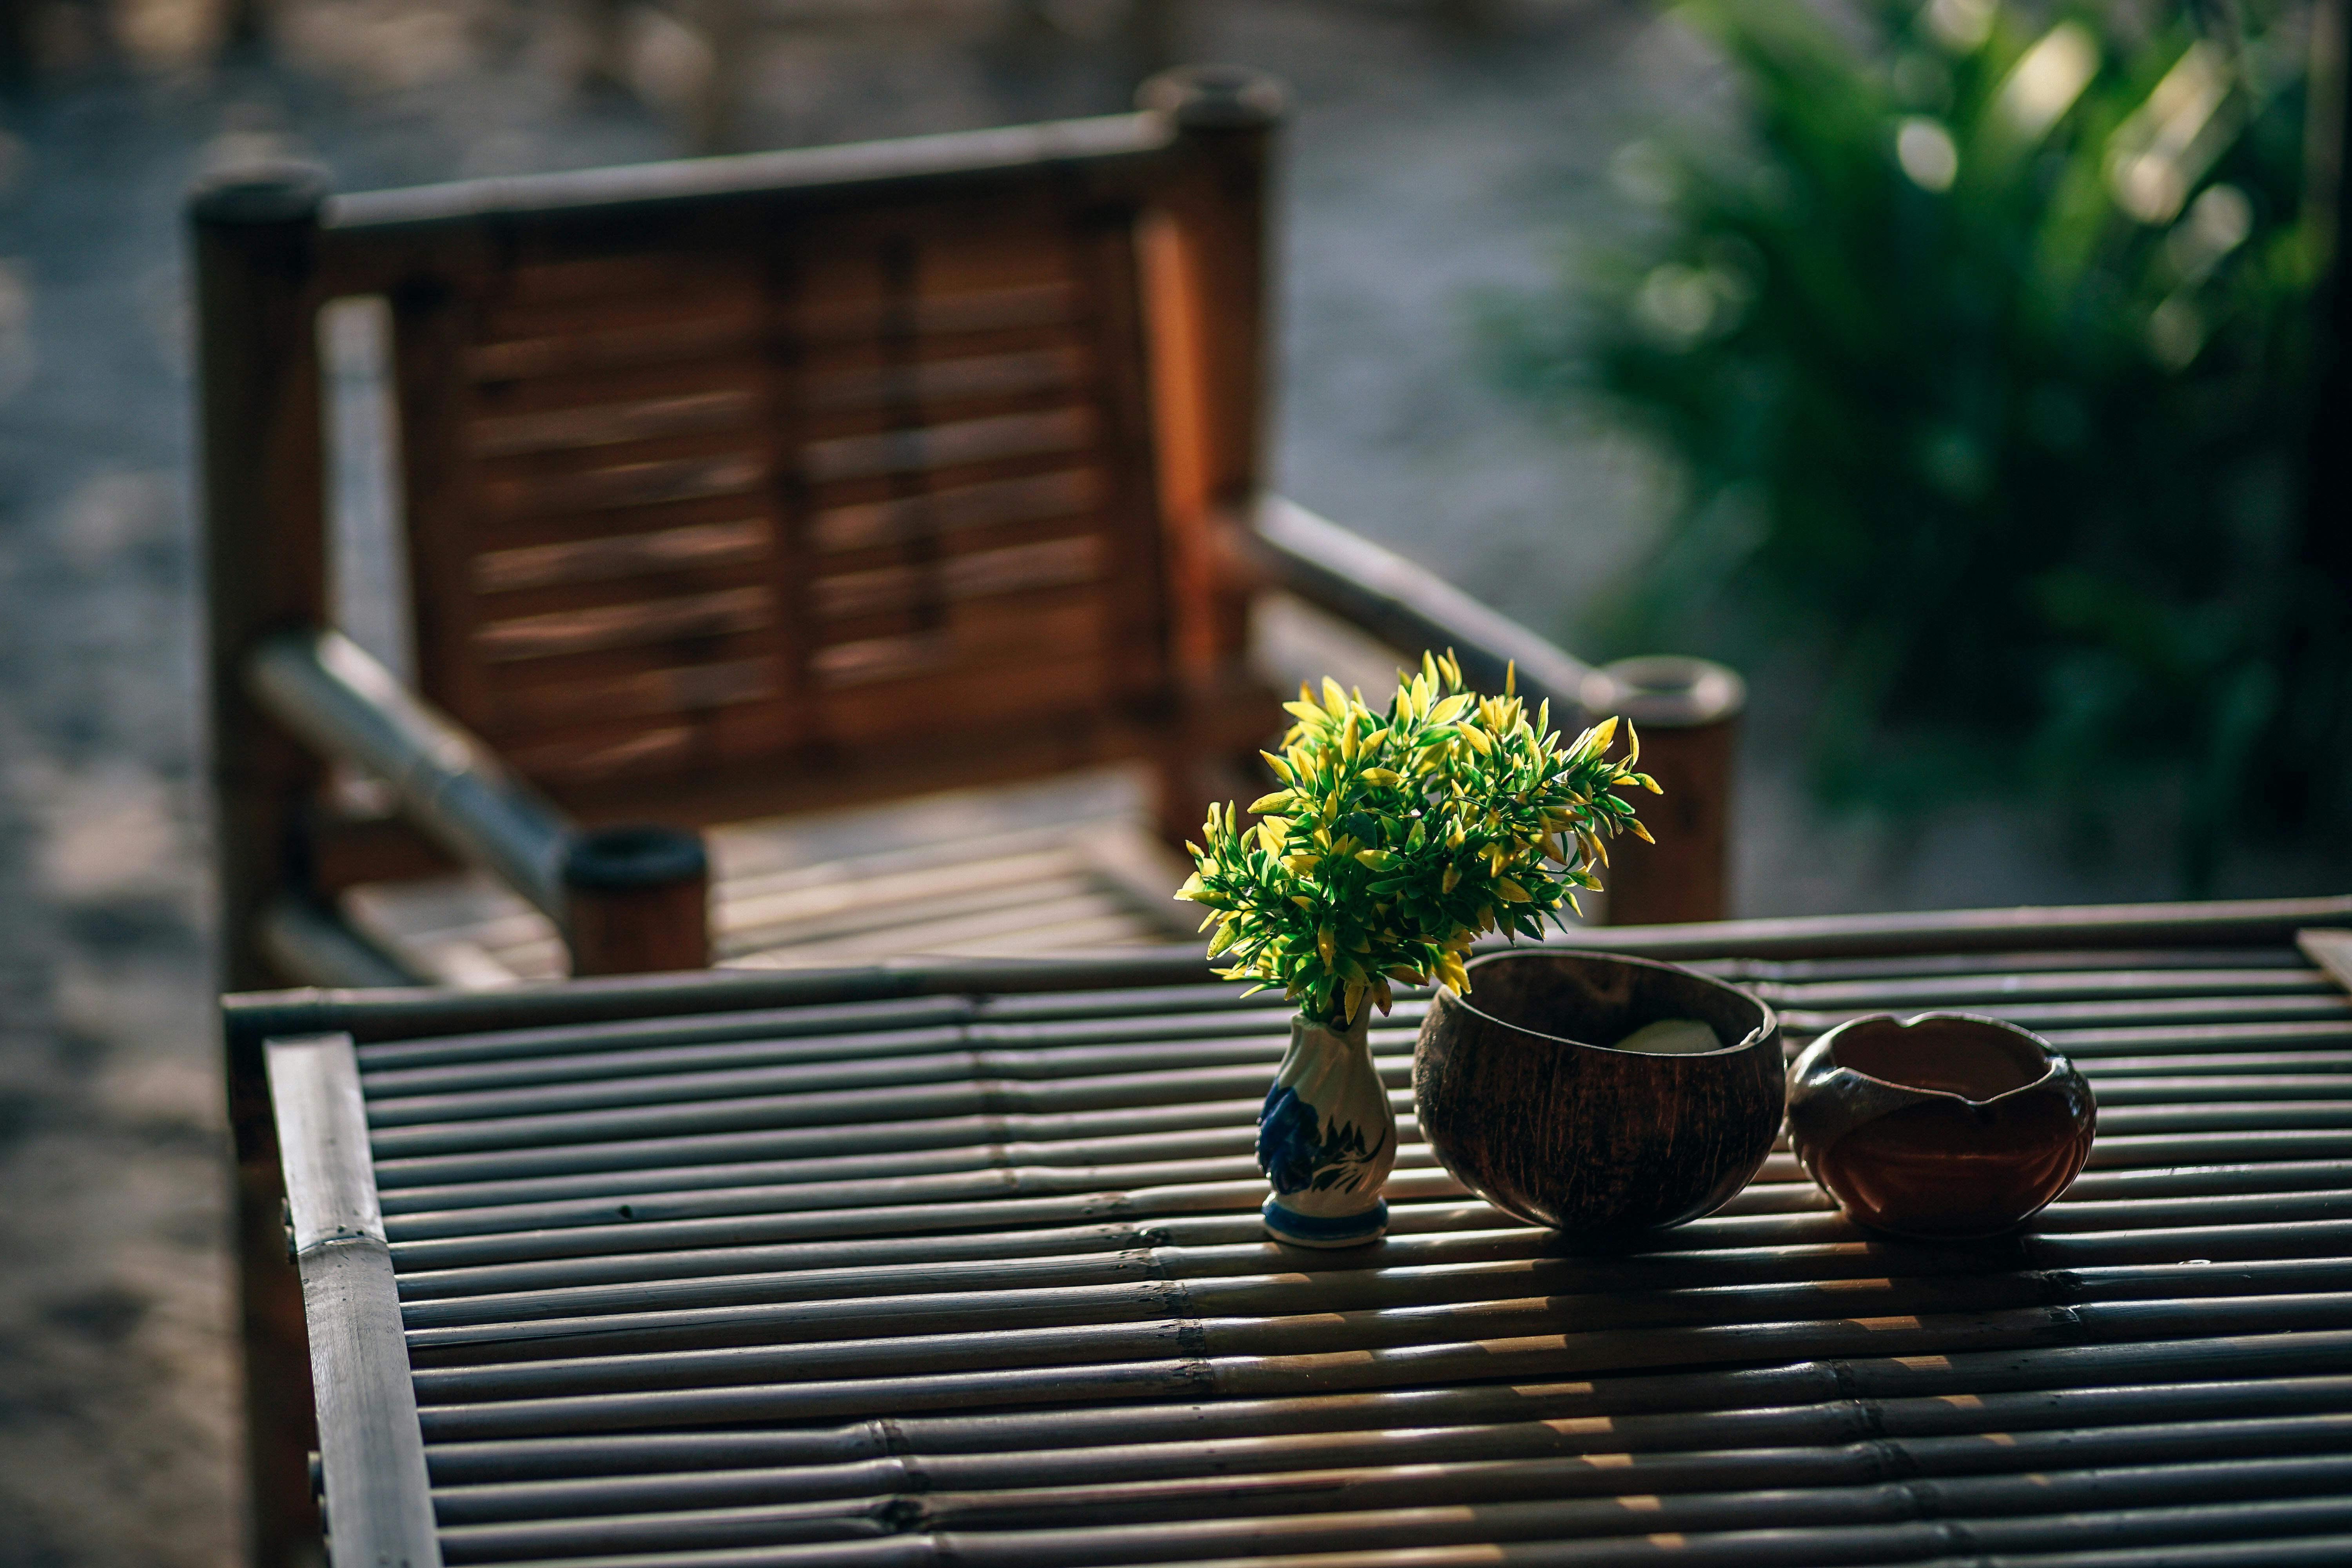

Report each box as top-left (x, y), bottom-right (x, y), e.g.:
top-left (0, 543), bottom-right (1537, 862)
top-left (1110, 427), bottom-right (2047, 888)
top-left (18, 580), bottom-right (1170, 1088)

top-left (1582, 657), bottom-right (1744, 926)
top-left (1136, 64), bottom-right (1282, 527)
top-left (192, 164), bottom-right (332, 1568)
top-left (564, 825), bottom-right (712, 977)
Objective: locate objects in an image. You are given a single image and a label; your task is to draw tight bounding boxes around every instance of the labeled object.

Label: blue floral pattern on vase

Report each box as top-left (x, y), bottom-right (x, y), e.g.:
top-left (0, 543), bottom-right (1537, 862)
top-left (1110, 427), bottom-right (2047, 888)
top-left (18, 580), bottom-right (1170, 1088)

top-left (1258, 1086), bottom-right (1381, 1195)
top-left (1258, 1011), bottom-right (1396, 1247)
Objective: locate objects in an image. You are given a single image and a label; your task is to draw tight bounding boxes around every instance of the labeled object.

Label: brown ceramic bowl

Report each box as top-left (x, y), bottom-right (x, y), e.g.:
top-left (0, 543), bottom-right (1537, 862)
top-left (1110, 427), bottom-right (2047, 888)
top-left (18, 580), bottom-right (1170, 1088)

top-left (1414, 950), bottom-right (1784, 1233)
top-left (1786, 1013), bottom-right (2096, 1239)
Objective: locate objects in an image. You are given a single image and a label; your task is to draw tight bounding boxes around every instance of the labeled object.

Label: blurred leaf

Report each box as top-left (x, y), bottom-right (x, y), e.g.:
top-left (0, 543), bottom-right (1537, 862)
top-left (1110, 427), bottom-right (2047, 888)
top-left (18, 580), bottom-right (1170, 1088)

top-left (1491, 0), bottom-right (2339, 889)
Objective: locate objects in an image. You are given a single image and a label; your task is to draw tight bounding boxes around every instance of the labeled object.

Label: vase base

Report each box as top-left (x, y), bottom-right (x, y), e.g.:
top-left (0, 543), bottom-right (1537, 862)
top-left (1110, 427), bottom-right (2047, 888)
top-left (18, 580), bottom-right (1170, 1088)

top-left (1262, 1196), bottom-right (1388, 1248)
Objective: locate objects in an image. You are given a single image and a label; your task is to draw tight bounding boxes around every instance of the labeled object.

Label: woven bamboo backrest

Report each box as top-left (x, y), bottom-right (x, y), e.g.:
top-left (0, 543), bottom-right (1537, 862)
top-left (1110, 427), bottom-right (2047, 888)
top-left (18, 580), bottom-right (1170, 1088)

top-left (306, 82), bottom-right (1270, 817)
top-left (196, 77), bottom-right (1278, 999)
top-left (388, 181), bottom-right (1172, 793)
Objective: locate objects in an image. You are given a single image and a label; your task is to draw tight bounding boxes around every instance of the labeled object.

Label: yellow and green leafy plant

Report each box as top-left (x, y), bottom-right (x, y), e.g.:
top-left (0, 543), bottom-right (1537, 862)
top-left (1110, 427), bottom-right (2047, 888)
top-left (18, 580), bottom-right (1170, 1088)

top-left (1179, 652), bottom-right (1658, 1028)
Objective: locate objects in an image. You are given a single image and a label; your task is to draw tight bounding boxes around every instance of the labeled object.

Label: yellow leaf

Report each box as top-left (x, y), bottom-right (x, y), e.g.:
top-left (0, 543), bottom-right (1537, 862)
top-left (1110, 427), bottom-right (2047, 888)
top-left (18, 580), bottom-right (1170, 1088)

top-left (1323, 676), bottom-right (1349, 713)
top-left (1316, 927), bottom-right (1337, 965)
top-left (1441, 863), bottom-right (1461, 894)
top-left (1632, 820), bottom-right (1656, 844)
top-left (1497, 877), bottom-right (1531, 903)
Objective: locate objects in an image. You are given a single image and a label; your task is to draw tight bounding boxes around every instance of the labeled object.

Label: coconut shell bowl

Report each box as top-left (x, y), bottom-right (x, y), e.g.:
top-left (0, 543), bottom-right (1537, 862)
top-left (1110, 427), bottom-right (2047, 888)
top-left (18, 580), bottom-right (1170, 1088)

top-left (1786, 1013), bottom-right (2096, 1239)
top-left (1414, 950), bottom-right (1784, 1233)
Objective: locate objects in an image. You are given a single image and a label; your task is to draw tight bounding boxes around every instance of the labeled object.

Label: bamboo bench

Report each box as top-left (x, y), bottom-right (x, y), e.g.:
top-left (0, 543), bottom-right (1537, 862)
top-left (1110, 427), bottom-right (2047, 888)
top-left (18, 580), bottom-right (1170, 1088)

top-left (231, 894), bottom-right (2352, 1568)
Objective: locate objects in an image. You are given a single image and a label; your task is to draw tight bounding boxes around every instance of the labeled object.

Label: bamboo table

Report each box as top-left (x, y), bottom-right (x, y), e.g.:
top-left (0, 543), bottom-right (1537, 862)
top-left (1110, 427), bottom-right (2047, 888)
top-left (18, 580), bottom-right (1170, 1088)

top-left (227, 896), bottom-right (2352, 1568)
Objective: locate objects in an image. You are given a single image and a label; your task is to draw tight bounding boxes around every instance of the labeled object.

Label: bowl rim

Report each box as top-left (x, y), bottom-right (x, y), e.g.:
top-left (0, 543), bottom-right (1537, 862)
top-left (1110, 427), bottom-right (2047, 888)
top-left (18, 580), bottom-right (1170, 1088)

top-left (1445, 948), bottom-right (1778, 1058)
top-left (1807, 1011), bottom-right (2068, 1108)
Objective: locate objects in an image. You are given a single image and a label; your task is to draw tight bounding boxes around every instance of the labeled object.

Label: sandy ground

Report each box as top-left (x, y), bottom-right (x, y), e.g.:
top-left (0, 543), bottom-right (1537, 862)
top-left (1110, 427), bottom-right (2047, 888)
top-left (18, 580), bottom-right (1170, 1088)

top-left (0, 2), bottom-right (2345, 1562)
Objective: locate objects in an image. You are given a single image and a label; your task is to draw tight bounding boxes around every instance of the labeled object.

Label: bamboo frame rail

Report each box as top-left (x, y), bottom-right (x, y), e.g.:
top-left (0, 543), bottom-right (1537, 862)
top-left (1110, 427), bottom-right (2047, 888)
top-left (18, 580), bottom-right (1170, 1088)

top-left (237, 895), bottom-right (2352, 1568)
top-left (265, 1034), bottom-right (441, 1568)
top-left (224, 894), bottom-right (2352, 1051)
top-left (318, 112), bottom-right (1174, 242)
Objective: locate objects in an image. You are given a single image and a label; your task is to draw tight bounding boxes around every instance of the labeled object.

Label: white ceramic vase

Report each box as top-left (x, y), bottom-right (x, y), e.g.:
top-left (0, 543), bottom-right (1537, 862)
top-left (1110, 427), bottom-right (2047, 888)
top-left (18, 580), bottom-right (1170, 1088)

top-left (1257, 1010), bottom-right (1397, 1246)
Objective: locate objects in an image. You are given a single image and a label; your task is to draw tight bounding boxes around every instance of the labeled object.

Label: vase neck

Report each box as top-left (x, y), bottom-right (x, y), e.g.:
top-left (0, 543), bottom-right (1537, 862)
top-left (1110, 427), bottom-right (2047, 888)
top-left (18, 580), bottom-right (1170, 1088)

top-left (1293, 1010), bottom-right (1372, 1050)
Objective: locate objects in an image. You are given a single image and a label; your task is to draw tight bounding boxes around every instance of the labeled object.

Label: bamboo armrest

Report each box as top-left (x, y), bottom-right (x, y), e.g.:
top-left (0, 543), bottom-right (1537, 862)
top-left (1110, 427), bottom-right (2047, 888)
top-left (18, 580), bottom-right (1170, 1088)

top-left (1247, 496), bottom-right (1745, 925)
top-left (1248, 496), bottom-right (1595, 718)
top-left (247, 630), bottom-right (715, 975)
top-left (245, 629), bottom-right (575, 920)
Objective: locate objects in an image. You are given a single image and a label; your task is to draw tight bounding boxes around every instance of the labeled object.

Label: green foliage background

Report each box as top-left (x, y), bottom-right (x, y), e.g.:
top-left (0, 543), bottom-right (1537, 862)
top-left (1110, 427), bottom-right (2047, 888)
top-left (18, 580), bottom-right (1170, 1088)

top-left (1495, 0), bottom-right (2346, 889)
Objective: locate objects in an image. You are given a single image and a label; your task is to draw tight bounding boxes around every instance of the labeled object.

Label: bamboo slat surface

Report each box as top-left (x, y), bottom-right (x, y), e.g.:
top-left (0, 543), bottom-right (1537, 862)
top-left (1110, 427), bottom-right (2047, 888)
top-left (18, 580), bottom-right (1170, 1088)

top-left (267, 909), bottom-right (2352, 1567)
